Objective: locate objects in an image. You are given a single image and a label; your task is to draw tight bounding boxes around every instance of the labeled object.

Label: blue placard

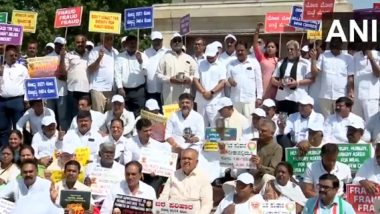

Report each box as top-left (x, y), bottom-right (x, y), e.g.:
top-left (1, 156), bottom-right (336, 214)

top-left (205, 128), bottom-right (237, 142)
top-left (124, 7), bottom-right (153, 30)
top-left (289, 5), bottom-right (321, 31)
top-left (180, 14), bottom-right (190, 35)
top-left (25, 77), bottom-right (58, 100)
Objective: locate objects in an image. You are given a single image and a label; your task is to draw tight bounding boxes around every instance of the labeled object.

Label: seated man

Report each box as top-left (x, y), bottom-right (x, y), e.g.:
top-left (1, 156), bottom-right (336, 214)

top-left (103, 118), bottom-right (130, 164)
top-left (45, 142), bottom-right (77, 179)
top-left (303, 174), bottom-right (355, 213)
top-left (159, 148), bottom-right (213, 214)
top-left (346, 119), bottom-right (374, 156)
top-left (132, 98), bottom-right (162, 136)
top-left (243, 108), bottom-right (266, 140)
top-left (302, 143), bottom-right (351, 198)
top-left (100, 161), bottom-right (156, 214)
top-left (69, 95), bottom-right (105, 131)
top-left (297, 122), bottom-right (326, 156)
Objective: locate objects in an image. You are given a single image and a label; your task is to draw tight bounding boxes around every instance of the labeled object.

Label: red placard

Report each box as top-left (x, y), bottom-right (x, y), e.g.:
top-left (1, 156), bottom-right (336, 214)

top-left (264, 12), bottom-right (295, 33)
top-left (303, 0), bottom-right (335, 21)
top-left (54, 6), bottom-right (83, 28)
top-left (374, 3), bottom-right (380, 9)
top-left (346, 184), bottom-right (379, 214)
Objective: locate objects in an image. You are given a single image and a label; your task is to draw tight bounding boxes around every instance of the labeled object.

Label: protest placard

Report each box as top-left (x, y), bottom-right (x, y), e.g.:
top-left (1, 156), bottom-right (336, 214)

top-left (113, 194), bottom-right (153, 214)
top-left (203, 142), bottom-right (219, 152)
top-left (27, 56), bottom-right (59, 78)
top-left (265, 12), bottom-right (295, 33)
top-left (303, 0), bottom-right (335, 21)
top-left (180, 14), bottom-right (190, 35)
top-left (289, 5), bottom-right (321, 31)
top-left (220, 141), bottom-right (256, 169)
top-left (153, 200), bottom-right (198, 214)
top-left (0, 24), bottom-right (23, 45)
top-left (54, 6), bottom-right (83, 28)
top-left (346, 184), bottom-right (380, 214)
top-left (25, 77), bottom-right (58, 101)
top-left (124, 7), bottom-right (153, 30)
top-left (89, 167), bottom-right (124, 196)
top-left (60, 190), bottom-right (91, 213)
top-left (163, 104), bottom-right (179, 119)
top-left (47, 169), bottom-right (85, 183)
top-left (0, 198), bottom-right (14, 214)
top-left (11, 10), bottom-right (38, 33)
top-left (205, 128), bottom-right (237, 141)
top-left (250, 200), bottom-right (296, 213)
top-left (375, 3), bottom-right (380, 9)
top-left (307, 30), bottom-right (322, 40)
top-left (0, 12), bottom-right (8, 23)
top-left (139, 147), bottom-right (178, 177)
top-left (140, 110), bottom-right (166, 142)
top-left (88, 11), bottom-right (121, 34)
top-left (75, 147), bottom-right (90, 166)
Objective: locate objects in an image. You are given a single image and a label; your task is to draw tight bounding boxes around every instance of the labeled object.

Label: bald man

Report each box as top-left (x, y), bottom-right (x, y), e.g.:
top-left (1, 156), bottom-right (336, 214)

top-left (159, 148), bottom-right (213, 214)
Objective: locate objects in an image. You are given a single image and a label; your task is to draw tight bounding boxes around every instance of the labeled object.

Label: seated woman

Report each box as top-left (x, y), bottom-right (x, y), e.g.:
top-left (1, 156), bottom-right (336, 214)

top-left (0, 146), bottom-right (20, 187)
top-left (261, 162), bottom-right (307, 213)
top-left (18, 145), bottom-right (46, 178)
top-left (215, 173), bottom-right (265, 214)
top-left (8, 130), bottom-right (23, 163)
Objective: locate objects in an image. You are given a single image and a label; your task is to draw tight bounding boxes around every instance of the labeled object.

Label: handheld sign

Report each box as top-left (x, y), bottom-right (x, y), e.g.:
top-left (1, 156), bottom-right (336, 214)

top-left (0, 24), bottom-right (23, 45)
top-left (0, 12), bottom-right (8, 23)
top-left (54, 6), bottom-right (83, 28)
top-left (265, 12), bottom-right (295, 33)
top-left (153, 200), bottom-right (198, 214)
top-left (60, 190), bottom-right (91, 212)
top-left (307, 30), bottom-right (322, 40)
top-left (0, 198), bottom-right (14, 214)
top-left (25, 77), bottom-right (59, 101)
top-left (289, 5), bottom-right (321, 31)
top-left (26, 56), bottom-right (59, 78)
top-left (303, 0), bottom-right (335, 21)
top-left (11, 10), bottom-right (38, 33)
top-left (113, 195), bottom-right (153, 213)
top-left (88, 11), bottom-right (121, 34)
top-left (124, 7), bottom-right (153, 30)
top-left (346, 184), bottom-right (380, 214)
top-left (180, 14), bottom-right (190, 35)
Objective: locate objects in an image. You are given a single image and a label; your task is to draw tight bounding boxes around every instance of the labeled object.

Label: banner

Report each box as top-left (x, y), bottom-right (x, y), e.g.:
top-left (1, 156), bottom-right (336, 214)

top-left (89, 167), bottom-right (124, 196)
top-left (346, 184), bottom-right (380, 214)
top-left (140, 110), bottom-right (166, 142)
top-left (163, 104), bottom-right (179, 119)
top-left (139, 147), bottom-right (178, 177)
top-left (59, 190), bottom-right (91, 213)
top-left (124, 7), bottom-right (153, 30)
top-left (289, 5), bottom-right (321, 31)
top-left (27, 56), bottom-right (59, 78)
top-left (25, 77), bottom-right (58, 101)
top-left (54, 6), bottom-right (83, 28)
top-left (205, 128), bottom-right (237, 141)
top-left (307, 30), bottom-right (322, 40)
top-left (0, 198), bottom-right (14, 214)
top-left (180, 14), bottom-right (190, 35)
top-left (250, 200), bottom-right (296, 213)
top-left (153, 200), bottom-right (198, 214)
top-left (75, 147), bottom-right (90, 167)
top-left (265, 12), bottom-right (295, 33)
top-left (285, 144), bottom-right (372, 175)
top-left (11, 10), bottom-right (38, 33)
top-left (0, 24), bottom-right (23, 45)
top-left (113, 195), bottom-right (153, 214)
top-left (0, 12), bottom-right (8, 23)
top-left (220, 141), bottom-right (256, 169)
top-left (303, 0), bottom-right (335, 21)
top-left (88, 11), bottom-right (121, 34)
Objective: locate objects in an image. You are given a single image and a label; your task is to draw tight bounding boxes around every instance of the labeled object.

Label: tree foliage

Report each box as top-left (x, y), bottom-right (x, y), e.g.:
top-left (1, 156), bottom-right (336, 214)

top-left (0, 0), bottom-right (170, 53)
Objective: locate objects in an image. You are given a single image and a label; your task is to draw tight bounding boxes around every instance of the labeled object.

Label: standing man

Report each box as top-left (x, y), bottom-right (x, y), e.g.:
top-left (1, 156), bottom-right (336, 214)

top-left (193, 37), bottom-right (206, 63)
top-left (144, 31), bottom-right (168, 109)
top-left (0, 45), bottom-right (29, 146)
top-left (157, 33), bottom-right (198, 105)
top-left (219, 34), bottom-right (237, 66)
top-left (115, 35), bottom-right (148, 117)
top-left (227, 41), bottom-right (263, 118)
top-left (18, 40), bottom-right (38, 67)
top-left (88, 33), bottom-right (119, 113)
top-left (64, 34), bottom-right (90, 119)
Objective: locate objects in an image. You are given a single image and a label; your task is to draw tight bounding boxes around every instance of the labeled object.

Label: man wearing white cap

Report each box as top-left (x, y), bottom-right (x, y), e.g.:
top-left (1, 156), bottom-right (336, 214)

top-left (144, 31), bottom-right (169, 109)
top-left (88, 33), bottom-right (119, 113)
top-left (45, 42), bottom-right (55, 55)
top-left (194, 43), bottom-right (226, 126)
top-left (45, 140), bottom-right (77, 174)
top-left (212, 41), bottom-right (223, 55)
top-left (219, 34), bottom-right (237, 66)
top-left (157, 32), bottom-right (198, 105)
top-left (346, 119), bottom-right (374, 156)
top-left (86, 41), bottom-right (94, 52)
top-left (243, 108), bottom-right (266, 140)
top-left (261, 98), bottom-right (278, 123)
top-left (297, 121), bottom-right (326, 156)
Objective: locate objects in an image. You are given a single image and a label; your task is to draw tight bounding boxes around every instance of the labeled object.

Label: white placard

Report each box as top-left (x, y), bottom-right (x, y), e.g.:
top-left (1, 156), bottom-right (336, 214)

top-left (139, 147), bottom-right (178, 177)
top-left (89, 167), bottom-right (123, 196)
top-left (220, 140), bottom-right (257, 169)
top-left (250, 200), bottom-right (296, 214)
top-left (0, 198), bottom-right (14, 214)
top-left (153, 200), bottom-right (199, 214)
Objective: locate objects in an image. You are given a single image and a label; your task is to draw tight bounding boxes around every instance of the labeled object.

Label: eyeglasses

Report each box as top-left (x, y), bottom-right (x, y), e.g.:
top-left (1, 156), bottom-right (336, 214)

top-left (317, 184), bottom-right (334, 191)
top-left (172, 39), bottom-right (182, 43)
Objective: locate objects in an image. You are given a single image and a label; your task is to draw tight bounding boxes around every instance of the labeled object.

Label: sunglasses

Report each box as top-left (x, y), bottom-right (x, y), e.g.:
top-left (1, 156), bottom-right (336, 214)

top-left (172, 38), bottom-right (182, 43)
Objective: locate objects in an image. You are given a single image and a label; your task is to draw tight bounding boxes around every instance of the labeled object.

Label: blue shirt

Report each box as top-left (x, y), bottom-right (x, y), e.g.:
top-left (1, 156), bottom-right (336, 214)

top-left (303, 196), bottom-right (356, 214)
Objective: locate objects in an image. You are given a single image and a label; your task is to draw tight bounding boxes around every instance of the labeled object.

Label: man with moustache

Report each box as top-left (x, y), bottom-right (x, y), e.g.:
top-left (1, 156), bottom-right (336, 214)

top-left (18, 40), bottom-right (38, 67)
top-left (219, 34), bottom-right (237, 67)
top-left (303, 174), bottom-right (355, 213)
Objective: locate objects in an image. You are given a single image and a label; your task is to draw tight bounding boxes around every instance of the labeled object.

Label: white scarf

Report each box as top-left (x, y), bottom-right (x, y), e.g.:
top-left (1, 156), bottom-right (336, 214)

top-left (274, 180), bottom-right (307, 206)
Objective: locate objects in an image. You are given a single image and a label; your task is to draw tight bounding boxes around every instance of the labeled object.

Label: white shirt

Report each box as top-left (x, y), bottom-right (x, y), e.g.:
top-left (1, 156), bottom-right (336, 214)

top-left (353, 50), bottom-right (380, 99)
top-left (218, 51), bottom-right (236, 67)
top-left (273, 58), bottom-right (311, 101)
top-left (194, 59), bottom-right (226, 105)
top-left (317, 51), bottom-right (354, 100)
top-left (103, 135), bottom-right (130, 164)
top-left (283, 111), bottom-right (325, 143)
top-left (125, 135), bottom-right (171, 161)
top-left (353, 158), bottom-right (380, 184)
top-left (227, 58), bottom-right (263, 103)
top-left (366, 112), bottom-right (380, 142)
top-left (144, 47), bottom-right (169, 93)
top-left (65, 50), bottom-right (90, 92)
top-left (303, 160), bottom-right (352, 196)
top-left (0, 176), bottom-right (51, 201)
top-left (16, 107), bottom-right (55, 134)
top-left (12, 192), bottom-right (64, 214)
top-left (31, 130), bottom-right (62, 159)
top-left (69, 109), bottom-right (105, 131)
top-left (0, 63), bottom-right (29, 97)
top-left (215, 193), bottom-right (265, 214)
top-left (88, 45), bottom-right (119, 91)
top-left (115, 51), bottom-right (148, 88)
top-left (47, 52), bottom-right (68, 96)
top-left (100, 180), bottom-right (156, 214)
top-left (324, 112), bottom-right (365, 144)
top-left (102, 109), bottom-right (135, 136)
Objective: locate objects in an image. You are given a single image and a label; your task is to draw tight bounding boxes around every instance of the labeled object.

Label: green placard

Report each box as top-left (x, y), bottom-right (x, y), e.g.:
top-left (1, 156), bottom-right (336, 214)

top-left (286, 144), bottom-right (372, 176)
top-left (0, 12), bottom-right (8, 23)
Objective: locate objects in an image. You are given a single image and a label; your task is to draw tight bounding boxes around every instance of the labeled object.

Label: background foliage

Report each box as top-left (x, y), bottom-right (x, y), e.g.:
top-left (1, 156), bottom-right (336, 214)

top-left (0, 0), bottom-right (171, 54)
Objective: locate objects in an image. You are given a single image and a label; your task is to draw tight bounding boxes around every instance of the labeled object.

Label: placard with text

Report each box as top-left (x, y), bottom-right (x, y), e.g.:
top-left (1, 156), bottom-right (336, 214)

top-left (11, 10), bottom-right (38, 33)
top-left (265, 12), bottom-right (295, 33)
top-left (54, 6), bottom-right (83, 28)
top-left (88, 11), bottom-right (121, 34)
top-left (346, 184), bottom-right (379, 214)
top-left (220, 141), bottom-right (256, 169)
top-left (113, 195), bottom-right (153, 214)
top-left (303, 0), bottom-right (335, 21)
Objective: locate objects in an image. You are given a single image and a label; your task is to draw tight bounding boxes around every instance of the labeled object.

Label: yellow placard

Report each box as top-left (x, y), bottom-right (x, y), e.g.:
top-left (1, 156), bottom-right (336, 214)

top-left (203, 142), bottom-right (219, 152)
top-left (307, 30), bottom-right (322, 40)
top-left (49, 170), bottom-right (85, 183)
top-left (11, 10), bottom-right (38, 33)
top-left (88, 11), bottom-right (121, 34)
top-left (75, 147), bottom-right (90, 167)
top-left (163, 104), bottom-right (180, 119)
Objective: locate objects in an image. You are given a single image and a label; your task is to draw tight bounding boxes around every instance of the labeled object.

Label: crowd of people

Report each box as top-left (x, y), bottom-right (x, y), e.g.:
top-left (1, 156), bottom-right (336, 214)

top-left (0, 20), bottom-right (379, 213)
